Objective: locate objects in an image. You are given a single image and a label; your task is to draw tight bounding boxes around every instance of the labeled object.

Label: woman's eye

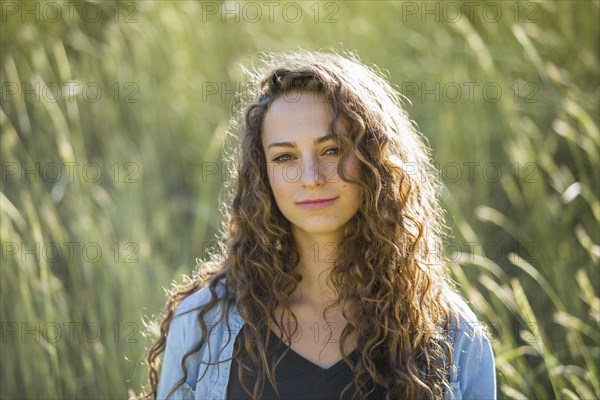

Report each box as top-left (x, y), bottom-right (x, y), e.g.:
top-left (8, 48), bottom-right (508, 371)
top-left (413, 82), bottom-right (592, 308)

top-left (324, 147), bottom-right (341, 156)
top-left (273, 154), bottom-right (294, 163)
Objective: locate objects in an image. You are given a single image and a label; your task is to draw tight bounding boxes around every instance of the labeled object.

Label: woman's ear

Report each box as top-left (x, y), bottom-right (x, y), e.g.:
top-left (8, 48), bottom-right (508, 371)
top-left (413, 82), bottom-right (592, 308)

top-left (343, 226), bottom-right (351, 238)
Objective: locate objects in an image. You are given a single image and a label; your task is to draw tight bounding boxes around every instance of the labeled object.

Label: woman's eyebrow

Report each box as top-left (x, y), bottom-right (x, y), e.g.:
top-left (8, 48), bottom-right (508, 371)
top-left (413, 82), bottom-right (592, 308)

top-left (267, 133), bottom-right (337, 150)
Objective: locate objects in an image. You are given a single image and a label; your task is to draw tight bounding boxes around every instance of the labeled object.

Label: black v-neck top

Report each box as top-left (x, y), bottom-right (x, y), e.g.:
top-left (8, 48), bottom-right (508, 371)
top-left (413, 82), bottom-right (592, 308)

top-left (226, 331), bottom-right (387, 400)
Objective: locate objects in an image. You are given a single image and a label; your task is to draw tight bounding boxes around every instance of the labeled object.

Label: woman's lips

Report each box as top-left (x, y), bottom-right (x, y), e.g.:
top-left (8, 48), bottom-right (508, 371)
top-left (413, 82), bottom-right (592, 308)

top-left (296, 197), bottom-right (337, 210)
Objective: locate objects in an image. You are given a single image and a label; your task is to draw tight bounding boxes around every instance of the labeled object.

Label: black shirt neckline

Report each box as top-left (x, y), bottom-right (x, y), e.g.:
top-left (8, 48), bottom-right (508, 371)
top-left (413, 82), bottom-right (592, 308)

top-left (268, 331), bottom-right (359, 378)
top-left (227, 327), bottom-right (388, 400)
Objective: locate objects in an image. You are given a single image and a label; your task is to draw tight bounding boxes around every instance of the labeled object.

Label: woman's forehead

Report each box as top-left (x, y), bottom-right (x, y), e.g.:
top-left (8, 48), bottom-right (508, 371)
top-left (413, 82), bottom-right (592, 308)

top-left (263, 93), bottom-right (330, 134)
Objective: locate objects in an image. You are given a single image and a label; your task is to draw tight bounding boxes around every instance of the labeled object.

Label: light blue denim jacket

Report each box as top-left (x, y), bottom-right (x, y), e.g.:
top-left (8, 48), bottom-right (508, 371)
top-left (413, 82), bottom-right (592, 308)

top-left (157, 282), bottom-right (496, 399)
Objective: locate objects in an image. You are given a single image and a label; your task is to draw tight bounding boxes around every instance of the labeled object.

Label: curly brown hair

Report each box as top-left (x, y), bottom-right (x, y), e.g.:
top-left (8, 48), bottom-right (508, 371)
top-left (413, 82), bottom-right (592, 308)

top-left (145, 50), bottom-right (464, 399)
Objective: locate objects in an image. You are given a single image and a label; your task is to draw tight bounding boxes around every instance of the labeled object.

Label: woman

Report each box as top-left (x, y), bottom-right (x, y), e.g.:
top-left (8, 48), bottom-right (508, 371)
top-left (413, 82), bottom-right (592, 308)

top-left (147, 51), bottom-right (496, 399)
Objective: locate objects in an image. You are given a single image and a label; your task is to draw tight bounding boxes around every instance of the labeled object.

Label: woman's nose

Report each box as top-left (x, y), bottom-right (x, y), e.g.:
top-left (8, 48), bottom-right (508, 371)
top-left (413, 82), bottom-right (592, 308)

top-left (299, 158), bottom-right (326, 187)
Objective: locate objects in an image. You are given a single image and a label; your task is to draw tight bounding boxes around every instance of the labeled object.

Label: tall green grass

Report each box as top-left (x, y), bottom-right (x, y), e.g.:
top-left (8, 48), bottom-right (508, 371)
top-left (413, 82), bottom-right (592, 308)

top-left (1, 1), bottom-right (598, 398)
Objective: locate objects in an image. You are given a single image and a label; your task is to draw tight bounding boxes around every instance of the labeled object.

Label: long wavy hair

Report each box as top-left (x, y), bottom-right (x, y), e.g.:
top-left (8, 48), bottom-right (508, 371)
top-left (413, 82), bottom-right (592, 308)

top-left (145, 50), bottom-right (464, 399)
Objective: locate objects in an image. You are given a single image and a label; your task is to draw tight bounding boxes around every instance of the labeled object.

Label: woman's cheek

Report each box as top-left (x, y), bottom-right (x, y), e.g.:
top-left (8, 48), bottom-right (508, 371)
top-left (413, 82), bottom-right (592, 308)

top-left (270, 172), bottom-right (289, 198)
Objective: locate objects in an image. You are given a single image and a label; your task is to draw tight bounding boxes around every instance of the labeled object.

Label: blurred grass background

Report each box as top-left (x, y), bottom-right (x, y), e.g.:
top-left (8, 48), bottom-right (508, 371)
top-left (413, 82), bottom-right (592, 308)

top-left (1, 0), bottom-right (598, 398)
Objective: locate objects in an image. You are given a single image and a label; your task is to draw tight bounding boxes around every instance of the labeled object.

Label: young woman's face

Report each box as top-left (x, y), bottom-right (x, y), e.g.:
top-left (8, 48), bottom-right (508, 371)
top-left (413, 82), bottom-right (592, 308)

top-left (261, 90), bottom-right (362, 239)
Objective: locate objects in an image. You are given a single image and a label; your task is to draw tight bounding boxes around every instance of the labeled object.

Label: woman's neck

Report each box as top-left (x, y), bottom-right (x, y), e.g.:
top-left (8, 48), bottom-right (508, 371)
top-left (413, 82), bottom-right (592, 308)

top-left (290, 227), bottom-right (344, 307)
